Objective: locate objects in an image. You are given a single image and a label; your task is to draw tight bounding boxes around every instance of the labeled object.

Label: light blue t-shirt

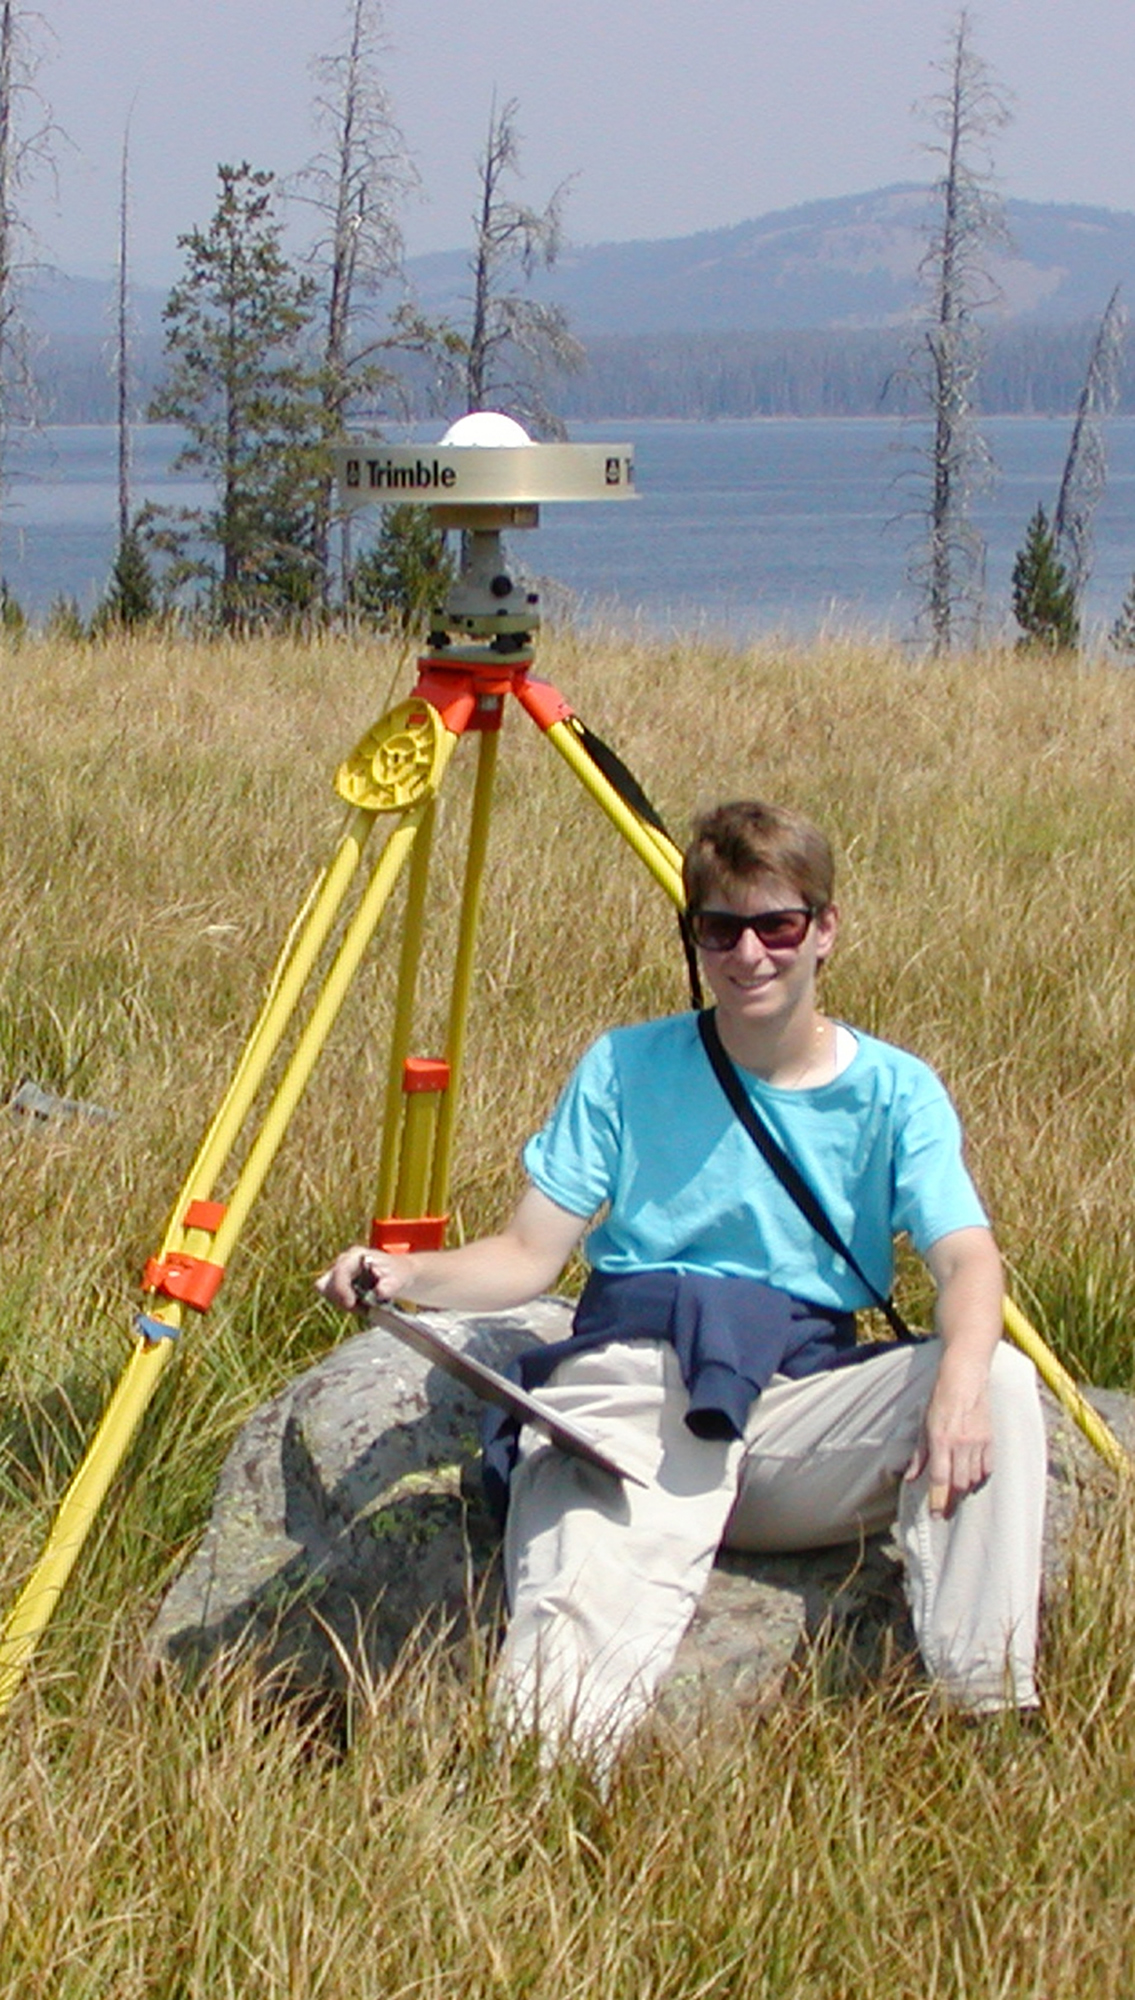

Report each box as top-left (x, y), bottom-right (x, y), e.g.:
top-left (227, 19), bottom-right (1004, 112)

top-left (522, 1012), bottom-right (988, 1314)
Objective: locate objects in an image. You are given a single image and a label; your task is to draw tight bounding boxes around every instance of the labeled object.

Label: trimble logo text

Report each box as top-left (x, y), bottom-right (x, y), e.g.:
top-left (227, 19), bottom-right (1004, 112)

top-left (344, 457), bottom-right (459, 492)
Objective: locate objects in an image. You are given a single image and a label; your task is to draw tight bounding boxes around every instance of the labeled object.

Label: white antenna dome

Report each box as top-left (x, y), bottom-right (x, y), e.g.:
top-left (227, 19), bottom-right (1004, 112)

top-left (439, 412), bottom-right (532, 447)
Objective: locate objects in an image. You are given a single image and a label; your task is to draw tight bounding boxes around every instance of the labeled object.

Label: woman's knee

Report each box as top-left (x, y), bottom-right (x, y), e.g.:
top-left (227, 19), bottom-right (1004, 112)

top-left (988, 1339), bottom-right (1046, 1453)
top-left (988, 1338), bottom-right (1041, 1402)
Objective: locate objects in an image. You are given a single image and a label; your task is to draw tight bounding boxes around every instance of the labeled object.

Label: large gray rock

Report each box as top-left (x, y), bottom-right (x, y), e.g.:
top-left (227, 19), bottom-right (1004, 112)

top-left (148, 1303), bottom-right (1135, 1716)
top-left (149, 1300), bottom-right (572, 1695)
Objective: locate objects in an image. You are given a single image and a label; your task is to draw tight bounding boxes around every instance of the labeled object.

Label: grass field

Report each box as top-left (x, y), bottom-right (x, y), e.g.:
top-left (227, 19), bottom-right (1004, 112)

top-left (1, 624), bottom-right (1135, 1996)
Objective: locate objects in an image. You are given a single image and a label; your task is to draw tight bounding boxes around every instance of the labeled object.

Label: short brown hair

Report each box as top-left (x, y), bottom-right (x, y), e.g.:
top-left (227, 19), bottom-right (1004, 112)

top-left (683, 800), bottom-right (835, 913)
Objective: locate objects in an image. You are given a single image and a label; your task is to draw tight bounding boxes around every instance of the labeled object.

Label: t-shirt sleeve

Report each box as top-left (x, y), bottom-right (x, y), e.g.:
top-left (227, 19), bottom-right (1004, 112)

top-left (522, 1035), bottom-right (622, 1219)
top-left (890, 1065), bottom-right (989, 1254)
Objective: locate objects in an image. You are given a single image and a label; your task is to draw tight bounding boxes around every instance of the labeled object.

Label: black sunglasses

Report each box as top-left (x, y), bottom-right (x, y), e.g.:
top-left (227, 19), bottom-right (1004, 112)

top-left (686, 906), bottom-right (819, 953)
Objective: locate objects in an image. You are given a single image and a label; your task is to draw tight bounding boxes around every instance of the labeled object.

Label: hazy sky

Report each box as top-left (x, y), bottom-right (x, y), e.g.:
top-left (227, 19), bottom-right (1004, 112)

top-left (21, 0), bottom-right (1135, 288)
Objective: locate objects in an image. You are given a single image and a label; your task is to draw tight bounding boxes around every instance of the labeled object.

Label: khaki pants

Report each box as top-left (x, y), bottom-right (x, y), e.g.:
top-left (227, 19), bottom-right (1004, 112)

top-left (498, 1337), bottom-right (1045, 1753)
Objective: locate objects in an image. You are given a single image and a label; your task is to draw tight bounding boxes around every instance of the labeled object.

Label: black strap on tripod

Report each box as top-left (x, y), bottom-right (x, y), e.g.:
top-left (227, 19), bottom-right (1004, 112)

top-left (572, 716), bottom-right (704, 1010)
top-left (697, 1007), bottom-right (916, 1342)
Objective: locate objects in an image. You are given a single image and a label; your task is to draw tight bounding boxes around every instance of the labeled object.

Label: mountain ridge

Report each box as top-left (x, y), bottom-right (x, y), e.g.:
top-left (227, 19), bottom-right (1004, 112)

top-left (17, 186), bottom-right (1135, 423)
top-left (24, 184), bottom-right (1135, 346)
top-left (404, 184), bottom-right (1135, 333)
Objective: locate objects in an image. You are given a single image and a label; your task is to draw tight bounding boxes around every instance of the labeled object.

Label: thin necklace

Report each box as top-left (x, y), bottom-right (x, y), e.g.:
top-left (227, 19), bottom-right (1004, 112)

top-left (777, 1014), bottom-right (832, 1089)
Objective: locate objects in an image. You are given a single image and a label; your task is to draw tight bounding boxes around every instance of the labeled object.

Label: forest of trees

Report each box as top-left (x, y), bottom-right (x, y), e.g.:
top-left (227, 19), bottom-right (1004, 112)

top-left (29, 319), bottom-right (1133, 430)
top-left (555, 323), bottom-right (1132, 423)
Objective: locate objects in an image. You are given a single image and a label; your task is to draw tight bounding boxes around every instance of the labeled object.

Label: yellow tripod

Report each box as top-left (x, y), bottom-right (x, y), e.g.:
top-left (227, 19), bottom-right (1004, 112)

top-left (0, 435), bottom-right (1127, 1718)
top-left (0, 628), bottom-right (687, 1715)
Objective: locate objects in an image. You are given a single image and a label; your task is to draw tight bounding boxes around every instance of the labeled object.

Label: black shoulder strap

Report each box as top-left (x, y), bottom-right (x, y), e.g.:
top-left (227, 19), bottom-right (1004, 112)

top-left (697, 1008), bottom-right (916, 1342)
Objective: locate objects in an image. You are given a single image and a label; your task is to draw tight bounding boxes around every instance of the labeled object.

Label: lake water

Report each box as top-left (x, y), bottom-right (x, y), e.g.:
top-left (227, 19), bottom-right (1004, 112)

top-left (4, 416), bottom-right (1135, 644)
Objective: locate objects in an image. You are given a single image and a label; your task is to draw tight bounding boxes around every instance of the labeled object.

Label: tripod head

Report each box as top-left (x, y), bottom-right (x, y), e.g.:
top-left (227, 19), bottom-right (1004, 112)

top-left (333, 413), bottom-right (636, 654)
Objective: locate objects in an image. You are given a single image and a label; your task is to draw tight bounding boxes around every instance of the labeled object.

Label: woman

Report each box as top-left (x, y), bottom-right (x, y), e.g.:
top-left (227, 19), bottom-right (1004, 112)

top-left (320, 800), bottom-right (1046, 1753)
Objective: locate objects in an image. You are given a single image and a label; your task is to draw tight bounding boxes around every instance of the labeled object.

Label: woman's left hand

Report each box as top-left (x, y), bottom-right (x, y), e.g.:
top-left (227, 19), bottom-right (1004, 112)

top-left (905, 1353), bottom-right (993, 1516)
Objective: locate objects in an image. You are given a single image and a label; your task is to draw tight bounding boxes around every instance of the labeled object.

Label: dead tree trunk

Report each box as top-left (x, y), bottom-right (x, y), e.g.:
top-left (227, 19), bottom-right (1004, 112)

top-left (296, 0), bottom-right (415, 609)
top-left (463, 96), bottom-right (582, 437)
top-left (912, 10), bottom-right (1010, 652)
top-left (116, 118), bottom-right (132, 550)
top-left (1053, 283), bottom-right (1127, 608)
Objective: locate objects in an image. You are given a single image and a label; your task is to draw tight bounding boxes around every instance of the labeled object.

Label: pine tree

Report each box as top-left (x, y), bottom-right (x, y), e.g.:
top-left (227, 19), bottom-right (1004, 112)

top-left (147, 163), bottom-right (323, 628)
top-left (0, 575), bottom-right (23, 639)
top-left (1011, 505), bottom-right (1079, 650)
top-left (45, 593), bottom-right (86, 641)
top-left (93, 525), bottom-right (158, 632)
top-left (349, 504), bottom-right (455, 632)
top-left (1109, 573), bottom-right (1135, 655)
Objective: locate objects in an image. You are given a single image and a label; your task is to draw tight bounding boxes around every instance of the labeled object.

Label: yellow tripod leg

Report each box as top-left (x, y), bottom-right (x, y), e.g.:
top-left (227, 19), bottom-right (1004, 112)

top-left (185, 682), bottom-right (462, 1248)
top-left (0, 812), bottom-right (429, 1719)
top-left (430, 725), bottom-right (501, 1220)
top-left (540, 716), bottom-right (684, 903)
top-left (374, 796), bottom-right (440, 1224)
top-left (0, 812), bottom-right (382, 1712)
top-left (208, 787), bottom-right (452, 1265)
top-left (0, 710), bottom-right (461, 1716)
top-left (1002, 1295), bottom-right (1132, 1478)
top-left (0, 1339), bottom-right (174, 1714)
top-left (154, 806), bottom-right (378, 1261)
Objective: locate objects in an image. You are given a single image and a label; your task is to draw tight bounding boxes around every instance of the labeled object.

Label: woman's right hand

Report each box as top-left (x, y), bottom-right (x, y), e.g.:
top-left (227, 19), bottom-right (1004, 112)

top-left (315, 1245), bottom-right (415, 1312)
top-left (314, 1187), bottom-right (588, 1318)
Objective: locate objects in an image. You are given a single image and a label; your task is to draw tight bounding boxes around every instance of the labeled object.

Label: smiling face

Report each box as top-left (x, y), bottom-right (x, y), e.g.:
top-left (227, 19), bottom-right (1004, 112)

top-left (693, 873), bottom-right (839, 1042)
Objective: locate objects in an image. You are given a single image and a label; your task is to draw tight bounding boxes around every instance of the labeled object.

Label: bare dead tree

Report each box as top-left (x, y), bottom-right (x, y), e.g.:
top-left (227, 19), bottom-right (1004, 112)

top-left (115, 115), bottom-right (133, 549)
top-left (461, 96), bottom-right (583, 437)
top-left (86, 105), bottom-right (161, 634)
top-left (293, 0), bottom-right (418, 604)
top-left (0, 2), bottom-right (19, 430)
top-left (1052, 284), bottom-right (1127, 605)
top-left (0, 1), bottom-right (55, 563)
top-left (910, 10), bottom-right (1011, 651)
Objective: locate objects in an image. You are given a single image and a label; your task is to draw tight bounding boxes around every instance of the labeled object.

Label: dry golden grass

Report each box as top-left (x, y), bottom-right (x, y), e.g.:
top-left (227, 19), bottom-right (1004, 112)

top-left (1, 622), bottom-right (1135, 1994)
